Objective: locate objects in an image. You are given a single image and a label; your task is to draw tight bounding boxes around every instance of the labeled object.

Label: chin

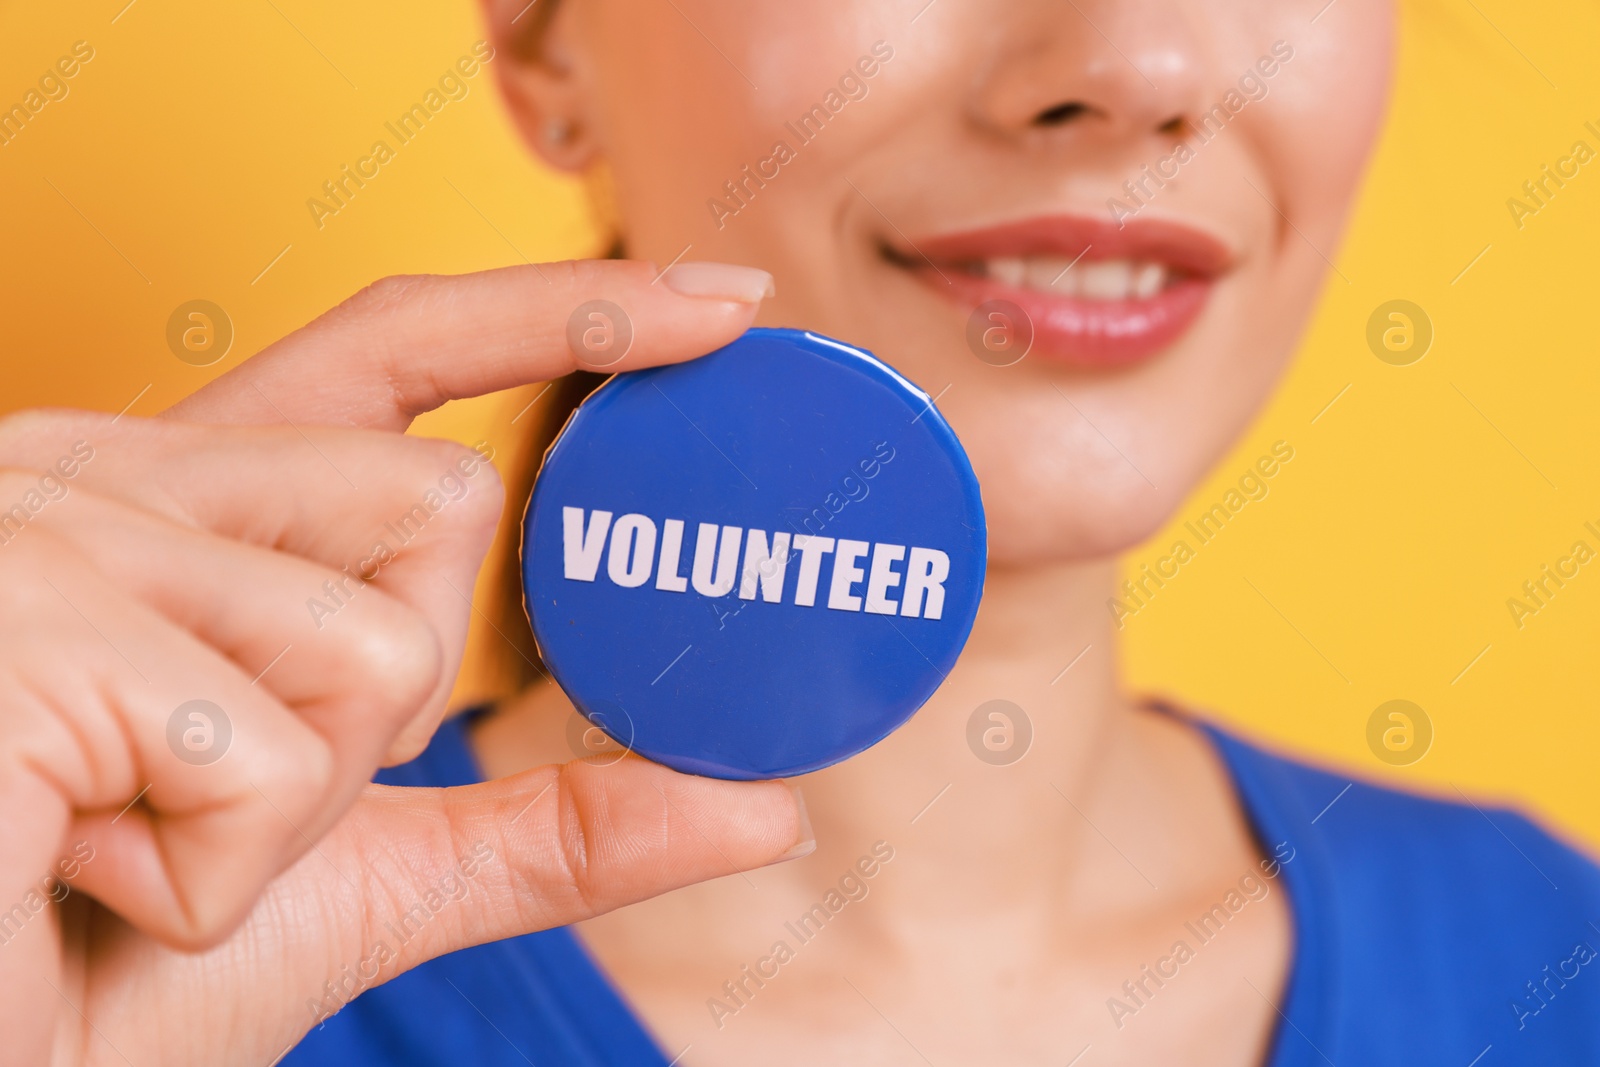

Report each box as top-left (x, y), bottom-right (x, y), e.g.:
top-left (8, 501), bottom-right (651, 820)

top-left (944, 357), bottom-right (1268, 570)
top-left (971, 445), bottom-right (1194, 569)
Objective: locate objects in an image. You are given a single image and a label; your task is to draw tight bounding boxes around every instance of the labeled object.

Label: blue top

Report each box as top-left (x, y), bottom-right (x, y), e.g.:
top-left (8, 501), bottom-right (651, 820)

top-left (284, 709), bottom-right (1600, 1066)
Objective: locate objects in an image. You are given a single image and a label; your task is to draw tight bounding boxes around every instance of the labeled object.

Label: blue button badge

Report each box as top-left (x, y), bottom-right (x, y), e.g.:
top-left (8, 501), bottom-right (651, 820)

top-left (521, 327), bottom-right (986, 779)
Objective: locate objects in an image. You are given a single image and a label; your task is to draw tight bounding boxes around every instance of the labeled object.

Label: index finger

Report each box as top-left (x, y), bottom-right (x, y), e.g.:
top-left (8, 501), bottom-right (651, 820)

top-left (165, 259), bottom-right (775, 430)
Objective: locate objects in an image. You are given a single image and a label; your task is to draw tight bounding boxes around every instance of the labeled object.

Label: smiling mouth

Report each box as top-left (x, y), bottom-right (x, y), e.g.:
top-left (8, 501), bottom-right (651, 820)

top-left (882, 214), bottom-right (1234, 368)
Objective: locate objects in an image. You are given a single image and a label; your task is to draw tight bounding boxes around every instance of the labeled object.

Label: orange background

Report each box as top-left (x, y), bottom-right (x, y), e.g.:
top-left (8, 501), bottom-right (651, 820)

top-left (3, 1), bottom-right (1598, 849)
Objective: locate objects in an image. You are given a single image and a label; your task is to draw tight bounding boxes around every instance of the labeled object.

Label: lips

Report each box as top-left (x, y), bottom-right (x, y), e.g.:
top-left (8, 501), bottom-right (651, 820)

top-left (887, 215), bottom-right (1234, 368)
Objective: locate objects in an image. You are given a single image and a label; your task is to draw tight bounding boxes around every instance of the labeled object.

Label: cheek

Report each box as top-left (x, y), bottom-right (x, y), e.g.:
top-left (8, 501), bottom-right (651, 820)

top-left (940, 370), bottom-right (1271, 564)
top-left (1248, 7), bottom-right (1395, 244)
top-left (587, 0), bottom-right (896, 259)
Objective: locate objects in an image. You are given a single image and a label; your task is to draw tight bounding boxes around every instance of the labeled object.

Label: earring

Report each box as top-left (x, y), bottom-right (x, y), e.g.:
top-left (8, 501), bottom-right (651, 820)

top-left (545, 117), bottom-right (572, 145)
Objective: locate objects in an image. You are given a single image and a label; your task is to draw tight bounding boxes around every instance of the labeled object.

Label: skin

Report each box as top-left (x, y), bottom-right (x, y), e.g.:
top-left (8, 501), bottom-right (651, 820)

top-left (471, 0), bottom-right (1394, 1062)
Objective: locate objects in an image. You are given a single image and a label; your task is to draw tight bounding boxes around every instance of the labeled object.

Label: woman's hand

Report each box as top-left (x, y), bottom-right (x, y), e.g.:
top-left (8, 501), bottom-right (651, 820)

top-left (0, 259), bottom-right (806, 1066)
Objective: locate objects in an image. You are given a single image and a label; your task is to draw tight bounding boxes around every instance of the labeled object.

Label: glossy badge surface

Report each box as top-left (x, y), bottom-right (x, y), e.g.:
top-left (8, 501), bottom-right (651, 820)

top-left (522, 327), bottom-right (986, 779)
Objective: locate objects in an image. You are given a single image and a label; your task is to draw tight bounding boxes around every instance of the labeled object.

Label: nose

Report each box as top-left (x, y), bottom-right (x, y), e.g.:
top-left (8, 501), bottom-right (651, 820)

top-left (971, 0), bottom-right (1209, 143)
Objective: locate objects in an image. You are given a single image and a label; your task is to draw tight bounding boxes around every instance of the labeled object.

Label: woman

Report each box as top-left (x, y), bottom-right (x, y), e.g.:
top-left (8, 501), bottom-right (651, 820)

top-left (6, 0), bottom-right (1597, 1064)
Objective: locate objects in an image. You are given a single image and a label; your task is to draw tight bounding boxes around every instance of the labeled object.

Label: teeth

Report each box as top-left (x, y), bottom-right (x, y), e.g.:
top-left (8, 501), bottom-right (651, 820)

top-left (987, 256), bottom-right (1025, 286)
top-left (1024, 256), bottom-right (1073, 293)
top-left (981, 257), bottom-right (1168, 301)
top-left (1080, 261), bottom-right (1133, 299)
top-left (1134, 262), bottom-right (1166, 299)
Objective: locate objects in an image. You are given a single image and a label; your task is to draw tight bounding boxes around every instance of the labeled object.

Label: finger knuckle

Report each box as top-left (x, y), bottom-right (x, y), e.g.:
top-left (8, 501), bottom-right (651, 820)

top-left (0, 524), bottom-right (73, 590)
top-left (0, 467), bottom-right (43, 503)
top-left (0, 408), bottom-right (105, 464)
top-left (0, 410), bottom-right (63, 456)
top-left (346, 600), bottom-right (444, 714)
top-left (397, 438), bottom-right (505, 538)
top-left (165, 894), bottom-right (249, 951)
top-left (459, 453), bottom-right (505, 532)
top-left (273, 716), bottom-right (340, 792)
top-left (340, 273), bottom-right (434, 318)
top-left (549, 257), bottom-right (646, 293)
top-left (550, 763), bottom-right (602, 914)
top-left (542, 259), bottom-right (585, 290)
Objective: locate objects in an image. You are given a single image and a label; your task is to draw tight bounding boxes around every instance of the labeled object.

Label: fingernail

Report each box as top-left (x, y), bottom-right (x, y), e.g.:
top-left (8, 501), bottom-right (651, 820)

top-left (661, 262), bottom-right (776, 303)
top-left (773, 783), bottom-right (815, 863)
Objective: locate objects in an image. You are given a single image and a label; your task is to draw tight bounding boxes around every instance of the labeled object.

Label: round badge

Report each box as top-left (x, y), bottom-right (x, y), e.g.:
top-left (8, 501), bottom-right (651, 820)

top-left (522, 328), bottom-right (987, 780)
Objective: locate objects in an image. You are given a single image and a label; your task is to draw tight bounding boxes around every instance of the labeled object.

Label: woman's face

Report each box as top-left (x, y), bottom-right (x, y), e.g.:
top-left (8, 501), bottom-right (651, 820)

top-left (494, 0), bottom-right (1393, 566)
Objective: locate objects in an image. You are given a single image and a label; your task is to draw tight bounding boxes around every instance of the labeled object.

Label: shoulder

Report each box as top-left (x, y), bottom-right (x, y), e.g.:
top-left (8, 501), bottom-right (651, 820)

top-left (1235, 732), bottom-right (1600, 920)
top-left (1248, 734), bottom-right (1597, 894)
top-left (1201, 720), bottom-right (1600, 1058)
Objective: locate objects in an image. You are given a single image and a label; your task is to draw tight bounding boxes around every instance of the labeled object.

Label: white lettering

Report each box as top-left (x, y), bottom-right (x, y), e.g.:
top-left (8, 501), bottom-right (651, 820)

top-left (791, 535), bottom-right (836, 607)
top-left (607, 514), bottom-right (656, 588)
top-left (656, 518), bottom-right (690, 592)
top-left (553, 505), bottom-right (953, 620)
top-left (740, 530), bottom-right (792, 602)
top-left (901, 547), bottom-right (950, 620)
top-left (828, 539), bottom-right (870, 611)
top-left (691, 523), bottom-right (743, 597)
top-left (864, 543), bottom-right (905, 615)
top-left (563, 507), bottom-right (612, 581)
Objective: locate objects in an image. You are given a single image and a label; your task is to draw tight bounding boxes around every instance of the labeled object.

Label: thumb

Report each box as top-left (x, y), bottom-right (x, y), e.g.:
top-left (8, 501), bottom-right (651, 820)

top-left (323, 757), bottom-right (811, 975)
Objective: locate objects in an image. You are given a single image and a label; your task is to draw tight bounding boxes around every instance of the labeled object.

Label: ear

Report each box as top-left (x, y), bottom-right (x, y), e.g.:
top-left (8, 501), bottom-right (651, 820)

top-left (480, 0), bottom-right (599, 172)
